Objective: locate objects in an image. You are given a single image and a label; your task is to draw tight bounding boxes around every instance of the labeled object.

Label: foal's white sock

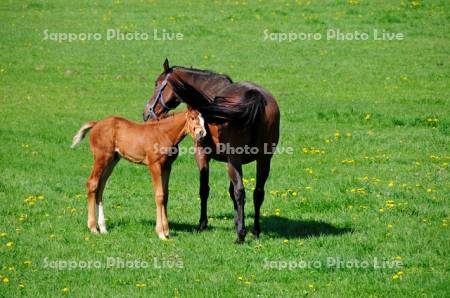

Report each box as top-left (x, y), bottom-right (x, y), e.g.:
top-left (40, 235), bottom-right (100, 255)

top-left (97, 202), bottom-right (107, 234)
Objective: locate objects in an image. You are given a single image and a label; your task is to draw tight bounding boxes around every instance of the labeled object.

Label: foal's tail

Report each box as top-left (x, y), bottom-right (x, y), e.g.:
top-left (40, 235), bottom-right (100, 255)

top-left (71, 121), bottom-right (96, 148)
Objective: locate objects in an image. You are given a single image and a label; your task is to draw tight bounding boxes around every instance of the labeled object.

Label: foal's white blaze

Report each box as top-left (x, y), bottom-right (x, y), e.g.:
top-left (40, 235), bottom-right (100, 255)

top-left (198, 113), bottom-right (206, 136)
top-left (97, 202), bottom-right (107, 234)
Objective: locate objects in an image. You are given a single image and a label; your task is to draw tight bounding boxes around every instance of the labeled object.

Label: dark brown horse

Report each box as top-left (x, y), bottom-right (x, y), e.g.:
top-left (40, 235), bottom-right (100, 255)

top-left (143, 59), bottom-right (280, 243)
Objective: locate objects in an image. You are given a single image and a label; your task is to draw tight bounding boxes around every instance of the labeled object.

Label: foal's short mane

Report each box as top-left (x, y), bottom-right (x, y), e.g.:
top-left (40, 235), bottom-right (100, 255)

top-left (172, 66), bottom-right (233, 83)
top-left (145, 111), bottom-right (181, 125)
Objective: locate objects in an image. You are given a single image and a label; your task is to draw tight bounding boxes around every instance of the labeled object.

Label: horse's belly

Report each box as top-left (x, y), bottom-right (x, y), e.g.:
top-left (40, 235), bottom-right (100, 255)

top-left (115, 148), bottom-right (146, 164)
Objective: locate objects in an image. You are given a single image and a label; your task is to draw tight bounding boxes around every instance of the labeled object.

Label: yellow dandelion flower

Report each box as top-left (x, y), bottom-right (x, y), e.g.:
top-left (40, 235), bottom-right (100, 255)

top-left (341, 159), bottom-right (354, 164)
top-left (19, 283), bottom-right (25, 289)
top-left (392, 274), bottom-right (399, 280)
top-left (426, 188), bottom-right (433, 193)
top-left (238, 276), bottom-right (243, 281)
top-left (2, 277), bottom-right (9, 284)
top-left (135, 283), bottom-right (147, 288)
top-left (283, 239), bottom-right (289, 244)
top-left (23, 260), bottom-right (32, 266)
top-left (0, 232), bottom-right (6, 237)
top-left (387, 224), bottom-right (393, 229)
top-left (334, 130), bottom-right (340, 139)
top-left (62, 287), bottom-right (70, 293)
top-left (395, 256), bottom-right (402, 261)
top-left (6, 241), bottom-right (13, 248)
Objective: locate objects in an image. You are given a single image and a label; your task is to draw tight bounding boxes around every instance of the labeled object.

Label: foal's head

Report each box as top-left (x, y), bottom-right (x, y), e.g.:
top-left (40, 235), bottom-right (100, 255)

top-left (186, 108), bottom-right (207, 142)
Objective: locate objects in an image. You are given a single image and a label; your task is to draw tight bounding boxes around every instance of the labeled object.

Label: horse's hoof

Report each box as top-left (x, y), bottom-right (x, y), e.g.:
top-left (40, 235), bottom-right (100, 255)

top-left (234, 238), bottom-right (245, 244)
top-left (99, 227), bottom-right (108, 234)
top-left (196, 221), bottom-right (208, 232)
top-left (90, 228), bottom-right (99, 234)
top-left (252, 229), bottom-right (260, 238)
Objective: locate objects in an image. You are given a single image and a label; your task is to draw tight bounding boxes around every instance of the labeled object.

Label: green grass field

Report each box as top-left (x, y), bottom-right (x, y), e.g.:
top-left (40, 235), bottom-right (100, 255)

top-left (1, 0), bottom-right (449, 296)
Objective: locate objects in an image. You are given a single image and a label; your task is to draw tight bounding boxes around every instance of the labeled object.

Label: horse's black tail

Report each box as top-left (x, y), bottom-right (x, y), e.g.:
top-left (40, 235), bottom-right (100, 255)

top-left (168, 73), bottom-right (265, 127)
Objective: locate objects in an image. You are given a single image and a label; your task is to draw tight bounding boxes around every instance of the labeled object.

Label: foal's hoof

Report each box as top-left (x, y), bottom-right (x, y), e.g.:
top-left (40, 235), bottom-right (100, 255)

top-left (90, 229), bottom-right (99, 234)
top-left (99, 227), bottom-right (108, 234)
top-left (196, 221), bottom-right (208, 232)
top-left (158, 233), bottom-right (169, 240)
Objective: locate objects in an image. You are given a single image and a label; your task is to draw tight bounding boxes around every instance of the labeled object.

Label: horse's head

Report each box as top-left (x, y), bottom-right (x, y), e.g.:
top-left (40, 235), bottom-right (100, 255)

top-left (143, 59), bottom-right (182, 121)
top-left (186, 108), bottom-right (207, 142)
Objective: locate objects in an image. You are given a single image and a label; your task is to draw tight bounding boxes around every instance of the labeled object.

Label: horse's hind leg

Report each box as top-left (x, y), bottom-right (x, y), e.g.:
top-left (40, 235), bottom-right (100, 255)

top-left (95, 154), bottom-right (120, 234)
top-left (227, 158), bottom-right (246, 243)
top-left (86, 153), bottom-right (111, 234)
top-left (229, 181), bottom-right (238, 227)
top-left (252, 157), bottom-right (271, 238)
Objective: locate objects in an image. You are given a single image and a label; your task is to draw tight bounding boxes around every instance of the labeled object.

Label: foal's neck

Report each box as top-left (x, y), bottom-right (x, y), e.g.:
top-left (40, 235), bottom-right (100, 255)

top-left (151, 113), bottom-right (187, 146)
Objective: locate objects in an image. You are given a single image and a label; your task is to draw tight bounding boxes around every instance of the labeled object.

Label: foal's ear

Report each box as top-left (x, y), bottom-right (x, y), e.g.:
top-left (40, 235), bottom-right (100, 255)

top-left (163, 58), bottom-right (170, 72)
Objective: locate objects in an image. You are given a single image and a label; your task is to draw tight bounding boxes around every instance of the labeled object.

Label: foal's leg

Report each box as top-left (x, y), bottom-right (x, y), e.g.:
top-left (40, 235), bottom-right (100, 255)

top-left (95, 154), bottom-right (120, 234)
top-left (227, 158), bottom-right (246, 243)
top-left (86, 153), bottom-right (111, 234)
top-left (195, 149), bottom-right (210, 231)
top-left (252, 157), bottom-right (271, 238)
top-left (161, 162), bottom-right (172, 238)
top-left (149, 163), bottom-right (167, 239)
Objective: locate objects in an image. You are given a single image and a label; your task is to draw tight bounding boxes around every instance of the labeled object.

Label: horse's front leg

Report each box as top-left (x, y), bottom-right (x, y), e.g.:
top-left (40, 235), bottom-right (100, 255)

top-left (195, 147), bottom-right (210, 231)
top-left (227, 158), bottom-right (246, 243)
top-left (149, 163), bottom-right (167, 240)
top-left (161, 161), bottom-right (172, 238)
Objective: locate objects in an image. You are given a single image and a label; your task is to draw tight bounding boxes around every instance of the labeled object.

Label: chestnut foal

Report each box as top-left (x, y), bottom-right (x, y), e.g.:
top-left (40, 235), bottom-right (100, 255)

top-left (71, 109), bottom-right (206, 239)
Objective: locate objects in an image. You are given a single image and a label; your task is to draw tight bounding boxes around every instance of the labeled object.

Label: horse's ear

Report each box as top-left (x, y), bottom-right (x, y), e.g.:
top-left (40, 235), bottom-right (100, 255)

top-left (163, 58), bottom-right (169, 72)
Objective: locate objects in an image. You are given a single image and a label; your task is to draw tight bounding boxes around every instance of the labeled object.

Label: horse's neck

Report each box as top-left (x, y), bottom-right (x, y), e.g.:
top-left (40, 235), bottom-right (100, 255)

top-left (175, 68), bottom-right (230, 98)
top-left (156, 114), bottom-right (187, 145)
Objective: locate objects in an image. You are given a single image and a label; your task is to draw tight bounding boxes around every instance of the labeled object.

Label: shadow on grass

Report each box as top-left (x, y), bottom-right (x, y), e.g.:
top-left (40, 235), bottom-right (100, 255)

top-left (261, 216), bottom-right (353, 239)
top-left (131, 216), bottom-right (352, 240)
top-left (139, 219), bottom-right (203, 233)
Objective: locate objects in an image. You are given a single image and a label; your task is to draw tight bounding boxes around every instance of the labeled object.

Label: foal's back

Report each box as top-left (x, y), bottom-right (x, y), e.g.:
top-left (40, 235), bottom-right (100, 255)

top-left (89, 117), bottom-right (153, 163)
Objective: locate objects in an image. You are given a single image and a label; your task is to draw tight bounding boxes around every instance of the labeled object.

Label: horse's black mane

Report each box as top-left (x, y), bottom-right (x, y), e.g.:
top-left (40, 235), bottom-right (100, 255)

top-left (172, 65), bottom-right (233, 83)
